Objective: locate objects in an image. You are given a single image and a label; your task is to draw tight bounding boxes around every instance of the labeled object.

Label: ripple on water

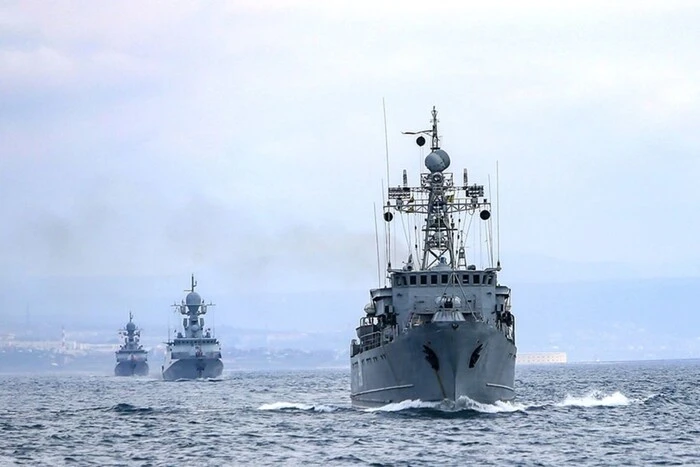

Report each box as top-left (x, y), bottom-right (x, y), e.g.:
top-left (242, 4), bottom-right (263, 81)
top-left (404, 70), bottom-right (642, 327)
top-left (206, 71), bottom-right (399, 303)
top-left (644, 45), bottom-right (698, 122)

top-left (0, 362), bottom-right (699, 466)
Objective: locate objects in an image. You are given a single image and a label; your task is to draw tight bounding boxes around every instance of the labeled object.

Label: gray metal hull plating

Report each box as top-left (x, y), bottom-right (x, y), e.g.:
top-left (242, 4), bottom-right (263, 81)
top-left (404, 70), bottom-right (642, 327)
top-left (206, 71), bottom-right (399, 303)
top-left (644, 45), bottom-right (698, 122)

top-left (114, 361), bottom-right (149, 377)
top-left (162, 358), bottom-right (223, 381)
top-left (350, 322), bottom-right (516, 407)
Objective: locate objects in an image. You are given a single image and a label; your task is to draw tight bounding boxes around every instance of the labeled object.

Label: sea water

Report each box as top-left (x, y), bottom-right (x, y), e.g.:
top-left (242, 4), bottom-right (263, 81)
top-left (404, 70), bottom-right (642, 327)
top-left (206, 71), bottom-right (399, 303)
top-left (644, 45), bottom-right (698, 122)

top-left (1, 360), bottom-right (699, 466)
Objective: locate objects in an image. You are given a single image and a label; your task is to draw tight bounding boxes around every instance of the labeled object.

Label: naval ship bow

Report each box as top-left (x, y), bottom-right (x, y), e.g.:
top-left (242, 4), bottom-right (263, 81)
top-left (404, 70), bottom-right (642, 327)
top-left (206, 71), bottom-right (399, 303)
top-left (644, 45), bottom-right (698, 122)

top-left (114, 312), bottom-right (149, 376)
top-left (162, 275), bottom-right (223, 380)
top-left (350, 107), bottom-right (516, 406)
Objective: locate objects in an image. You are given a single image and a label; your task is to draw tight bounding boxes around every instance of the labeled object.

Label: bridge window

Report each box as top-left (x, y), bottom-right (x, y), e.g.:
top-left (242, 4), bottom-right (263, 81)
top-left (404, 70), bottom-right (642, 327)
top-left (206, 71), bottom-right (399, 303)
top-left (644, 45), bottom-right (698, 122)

top-left (430, 275), bottom-right (438, 285)
top-left (462, 274), bottom-right (470, 284)
top-left (409, 275), bottom-right (417, 285)
top-left (441, 274), bottom-right (449, 284)
top-left (420, 275), bottom-right (427, 285)
top-left (474, 274), bottom-right (481, 284)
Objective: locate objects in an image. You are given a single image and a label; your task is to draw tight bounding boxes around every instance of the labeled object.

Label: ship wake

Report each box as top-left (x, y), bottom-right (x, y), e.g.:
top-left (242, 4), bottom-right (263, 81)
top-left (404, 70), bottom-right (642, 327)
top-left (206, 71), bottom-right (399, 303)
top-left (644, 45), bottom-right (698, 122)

top-left (555, 390), bottom-right (630, 407)
top-left (364, 397), bottom-right (527, 415)
top-left (364, 390), bottom-right (650, 415)
top-left (254, 391), bottom-right (652, 418)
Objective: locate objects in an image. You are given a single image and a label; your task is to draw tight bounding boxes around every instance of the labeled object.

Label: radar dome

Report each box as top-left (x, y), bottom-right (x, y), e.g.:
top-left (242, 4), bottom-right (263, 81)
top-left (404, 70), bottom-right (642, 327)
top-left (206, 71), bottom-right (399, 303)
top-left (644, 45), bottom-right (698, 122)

top-left (186, 291), bottom-right (202, 313)
top-left (126, 321), bottom-right (136, 332)
top-left (425, 149), bottom-right (450, 173)
top-left (186, 292), bottom-right (202, 306)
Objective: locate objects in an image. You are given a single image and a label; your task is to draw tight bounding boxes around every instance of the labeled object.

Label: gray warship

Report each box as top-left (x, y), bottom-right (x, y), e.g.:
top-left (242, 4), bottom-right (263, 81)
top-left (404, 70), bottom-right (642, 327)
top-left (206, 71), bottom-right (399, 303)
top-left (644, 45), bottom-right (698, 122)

top-left (350, 107), bottom-right (517, 406)
top-left (162, 275), bottom-right (223, 380)
top-left (114, 312), bottom-right (149, 376)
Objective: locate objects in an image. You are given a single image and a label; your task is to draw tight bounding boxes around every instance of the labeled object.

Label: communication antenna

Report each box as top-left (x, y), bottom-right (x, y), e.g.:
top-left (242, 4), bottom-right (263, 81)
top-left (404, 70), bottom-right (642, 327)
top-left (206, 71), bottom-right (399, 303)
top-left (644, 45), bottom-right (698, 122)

top-left (383, 98), bottom-right (390, 190)
top-left (382, 99), bottom-right (392, 272)
top-left (212, 300), bottom-right (216, 337)
top-left (374, 203), bottom-right (381, 287)
top-left (381, 179), bottom-right (393, 277)
top-left (488, 174), bottom-right (494, 267)
top-left (496, 160), bottom-right (501, 268)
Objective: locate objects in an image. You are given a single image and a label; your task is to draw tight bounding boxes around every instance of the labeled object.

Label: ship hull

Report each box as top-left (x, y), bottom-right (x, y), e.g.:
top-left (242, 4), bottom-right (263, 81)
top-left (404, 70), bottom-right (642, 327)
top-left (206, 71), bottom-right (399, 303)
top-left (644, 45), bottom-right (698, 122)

top-left (114, 361), bottom-right (149, 377)
top-left (162, 358), bottom-right (223, 381)
top-left (350, 322), bottom-right (516, 407)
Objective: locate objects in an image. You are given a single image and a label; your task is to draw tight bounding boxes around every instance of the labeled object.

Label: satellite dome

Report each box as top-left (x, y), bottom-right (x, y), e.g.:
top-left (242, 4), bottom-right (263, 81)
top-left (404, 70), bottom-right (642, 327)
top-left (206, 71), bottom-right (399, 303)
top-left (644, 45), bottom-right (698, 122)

top-left (185, 292), bottom-right (202, 306)
top-left (425, 149), bottom-right (450, 173)
top-left (126, 321), bottom-right (136, 332)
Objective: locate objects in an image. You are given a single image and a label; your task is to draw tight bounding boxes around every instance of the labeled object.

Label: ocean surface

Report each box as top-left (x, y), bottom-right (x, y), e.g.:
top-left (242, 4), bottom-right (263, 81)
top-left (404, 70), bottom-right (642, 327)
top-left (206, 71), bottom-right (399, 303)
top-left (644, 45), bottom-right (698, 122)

top-left (1, 360), bottom-right (699, 466)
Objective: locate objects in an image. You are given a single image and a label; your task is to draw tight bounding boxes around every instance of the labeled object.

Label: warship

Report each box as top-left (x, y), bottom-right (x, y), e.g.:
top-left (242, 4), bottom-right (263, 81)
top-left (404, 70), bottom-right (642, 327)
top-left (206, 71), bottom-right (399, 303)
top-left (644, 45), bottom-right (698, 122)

top-left (350, 107), bottom-right (517, 406)
top-left (162, 275), bottom-right (223, 380)
top-left (114, 312), bottom-right (149, 376)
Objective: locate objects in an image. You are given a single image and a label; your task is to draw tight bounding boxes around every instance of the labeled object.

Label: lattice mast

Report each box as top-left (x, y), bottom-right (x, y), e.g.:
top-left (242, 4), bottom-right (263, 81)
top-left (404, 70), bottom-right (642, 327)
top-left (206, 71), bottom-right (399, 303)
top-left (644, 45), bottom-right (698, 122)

top-left (387, 107), bottom-right (492, 271)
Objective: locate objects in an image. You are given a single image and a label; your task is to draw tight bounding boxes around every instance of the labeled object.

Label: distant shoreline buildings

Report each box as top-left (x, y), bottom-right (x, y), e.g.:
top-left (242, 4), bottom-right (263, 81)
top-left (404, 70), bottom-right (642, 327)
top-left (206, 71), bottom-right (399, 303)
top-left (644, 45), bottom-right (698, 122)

top-left (517, 352), bottom-right (567, 365)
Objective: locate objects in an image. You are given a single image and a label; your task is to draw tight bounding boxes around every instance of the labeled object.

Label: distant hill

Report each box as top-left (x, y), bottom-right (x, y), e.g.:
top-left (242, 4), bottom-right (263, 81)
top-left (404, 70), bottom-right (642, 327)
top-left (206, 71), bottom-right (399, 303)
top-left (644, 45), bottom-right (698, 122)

top-left (512, 277), bottom-right (700, 361)
top-left (2, 275), bottom-right (699, 362)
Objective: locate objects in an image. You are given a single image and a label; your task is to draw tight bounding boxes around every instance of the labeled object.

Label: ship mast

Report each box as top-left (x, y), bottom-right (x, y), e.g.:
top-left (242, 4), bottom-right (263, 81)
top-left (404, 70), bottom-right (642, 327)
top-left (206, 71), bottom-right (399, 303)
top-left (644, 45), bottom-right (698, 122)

top-left (420, 107), bottom-right (456, 269)
top-left (389, 107), bottom-right (492, 271)
top-left (430, 106), bottom-right (439, 151)
top-left (172, 274), bottom-right (215, 339)
top-left (185, 274), bottom-right (197, 293)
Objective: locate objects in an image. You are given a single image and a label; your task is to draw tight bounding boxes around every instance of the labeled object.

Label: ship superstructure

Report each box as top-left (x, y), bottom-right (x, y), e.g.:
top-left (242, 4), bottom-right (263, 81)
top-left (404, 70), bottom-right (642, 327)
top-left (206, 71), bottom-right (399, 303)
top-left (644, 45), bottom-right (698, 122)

top-left (114, 312), bottom-right (149, 376)
top-left (162, 275), bottom-right (223, 380)
top-left (350, 107), bottom-right (516, 406)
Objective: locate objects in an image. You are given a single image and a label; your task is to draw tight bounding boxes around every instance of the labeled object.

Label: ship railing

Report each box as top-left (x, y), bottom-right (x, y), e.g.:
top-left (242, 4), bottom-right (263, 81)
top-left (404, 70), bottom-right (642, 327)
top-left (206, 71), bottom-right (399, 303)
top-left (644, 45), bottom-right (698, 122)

top-left (169, 350), bottom-right (221, 359)
top-left (457, 307), bottom-right (485, 322)
top-left (360, 331), bottom-right (382, 352)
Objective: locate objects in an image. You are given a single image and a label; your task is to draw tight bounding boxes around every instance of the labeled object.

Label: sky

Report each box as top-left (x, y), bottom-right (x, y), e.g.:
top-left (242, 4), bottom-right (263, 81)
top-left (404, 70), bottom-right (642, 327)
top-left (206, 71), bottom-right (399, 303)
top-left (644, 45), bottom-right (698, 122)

top-left (1, 1), bottom-right (700, 341)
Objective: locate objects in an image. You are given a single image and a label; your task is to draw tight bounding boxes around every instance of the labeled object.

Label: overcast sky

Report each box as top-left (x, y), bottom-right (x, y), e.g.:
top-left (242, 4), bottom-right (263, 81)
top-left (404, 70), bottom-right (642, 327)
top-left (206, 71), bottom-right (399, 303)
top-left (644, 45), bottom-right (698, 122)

top-left (1, 0), bottom-right (699, 296)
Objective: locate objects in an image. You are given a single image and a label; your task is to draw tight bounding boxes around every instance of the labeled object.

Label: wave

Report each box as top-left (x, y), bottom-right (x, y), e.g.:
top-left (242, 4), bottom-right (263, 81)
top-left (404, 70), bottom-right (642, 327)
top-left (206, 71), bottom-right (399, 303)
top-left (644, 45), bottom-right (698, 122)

top-left (454, 396), bottom-right (529, 413)
top-left (364, 399), bottom-right (439, 412)
top-left (556, 390), bottom-right (630, 407)
top-left (365, 397), bottom-right (529, 414)
top-left (257, 401), bottom-right (339, 413)
top-left (258, 391), bottom-right (644, 417)
top-left (107, 403), bottom-right (155, 414)
top-left (167, 377), bottom-right (224, 382)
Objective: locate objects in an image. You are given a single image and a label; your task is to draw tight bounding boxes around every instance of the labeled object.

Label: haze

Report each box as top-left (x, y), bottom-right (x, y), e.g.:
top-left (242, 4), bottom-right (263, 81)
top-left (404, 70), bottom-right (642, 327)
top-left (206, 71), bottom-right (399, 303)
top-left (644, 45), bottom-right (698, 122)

top-left (1, 1), bottom-right (699, 361)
